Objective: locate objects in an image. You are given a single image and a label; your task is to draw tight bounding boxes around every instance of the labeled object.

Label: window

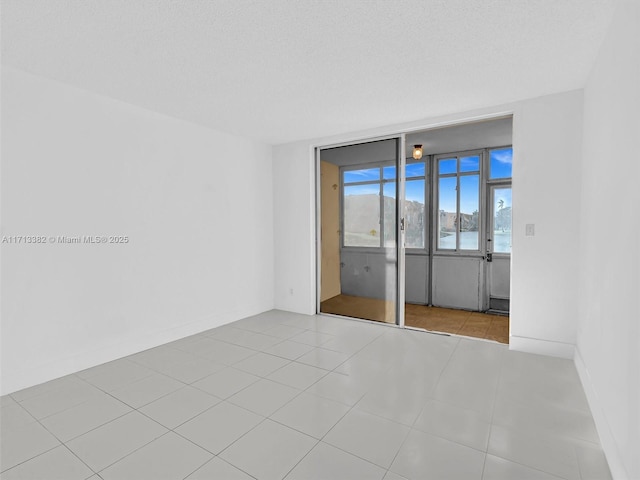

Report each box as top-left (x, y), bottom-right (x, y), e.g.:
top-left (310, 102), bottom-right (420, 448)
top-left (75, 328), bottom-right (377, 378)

top-left (489, 147), bottom-right (513, 179)
top-left (343, 161), bottom-right (426, 248)
top-left (343, 166), bottom-right (390, 248)
top-left (488, 146), bottom-right (513, 254)
top-left (492, 187), bottom-right (512, 253)
top-left (405, 162), bottom-right (426, 249)
top-left (437, 153), bottom-right (480, 251)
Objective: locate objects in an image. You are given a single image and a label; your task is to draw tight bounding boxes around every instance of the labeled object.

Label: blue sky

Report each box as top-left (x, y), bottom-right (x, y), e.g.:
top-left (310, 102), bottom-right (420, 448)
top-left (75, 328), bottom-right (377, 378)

top-left (490, 148), bottom-right (513, 178)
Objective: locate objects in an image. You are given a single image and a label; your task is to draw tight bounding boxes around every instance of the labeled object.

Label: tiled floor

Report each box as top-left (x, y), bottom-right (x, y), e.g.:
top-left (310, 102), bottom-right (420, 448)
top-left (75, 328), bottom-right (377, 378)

top-left (1, 310), bottom-right (610, 480)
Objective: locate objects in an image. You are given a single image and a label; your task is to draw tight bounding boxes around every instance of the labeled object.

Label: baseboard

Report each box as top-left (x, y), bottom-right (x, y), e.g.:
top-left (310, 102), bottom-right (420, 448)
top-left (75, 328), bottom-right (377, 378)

top-left (574, 348), bottom-right (629, 480)
top-left (509, 335), bottom-right (575, 359)
top-left (1, 303), bottom-right (271, 396)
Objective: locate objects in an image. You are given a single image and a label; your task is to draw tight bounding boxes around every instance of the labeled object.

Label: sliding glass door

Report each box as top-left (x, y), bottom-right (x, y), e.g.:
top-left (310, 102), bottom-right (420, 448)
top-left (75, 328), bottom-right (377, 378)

top-left (317, 137), bottom-right (405, 326)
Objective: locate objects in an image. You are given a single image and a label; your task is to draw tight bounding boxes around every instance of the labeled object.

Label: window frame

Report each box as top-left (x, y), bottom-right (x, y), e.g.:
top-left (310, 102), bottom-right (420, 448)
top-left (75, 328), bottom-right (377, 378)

top-left (434, 149), bottom-right (484, 254)
top-left (339, 145), bottom-right (513, 255)
top-left (488, 145), bottom-right (514, 181)
top-left (340, 158), bottom-right (428, 251)
top-left (486, 145), bottom-right (513, 257)
top-left (340, 160), bottom-right (395, 251)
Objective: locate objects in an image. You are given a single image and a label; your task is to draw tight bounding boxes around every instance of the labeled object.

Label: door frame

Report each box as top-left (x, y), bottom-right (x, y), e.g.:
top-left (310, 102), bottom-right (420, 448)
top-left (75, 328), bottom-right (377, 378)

top-left (314, 112), bottom-right (515, 327)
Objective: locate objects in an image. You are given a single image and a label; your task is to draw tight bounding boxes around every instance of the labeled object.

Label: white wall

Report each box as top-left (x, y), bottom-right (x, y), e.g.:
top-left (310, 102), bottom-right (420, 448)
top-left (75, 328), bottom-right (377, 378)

top-left (273, 91), bottom-right (583, 359)
top-left (575, 2), bottom-right (640, 478)
top-left (509, 90), bottom-right (584, 358)
top-left (273, 141), bottom-right (316, 314)
top-left (1, 67), bottom-right (275, 395)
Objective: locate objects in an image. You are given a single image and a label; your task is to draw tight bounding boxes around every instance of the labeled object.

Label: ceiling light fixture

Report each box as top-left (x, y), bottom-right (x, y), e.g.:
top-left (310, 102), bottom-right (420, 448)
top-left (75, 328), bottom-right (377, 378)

top-left (412, 144), bottom-right (423, 160)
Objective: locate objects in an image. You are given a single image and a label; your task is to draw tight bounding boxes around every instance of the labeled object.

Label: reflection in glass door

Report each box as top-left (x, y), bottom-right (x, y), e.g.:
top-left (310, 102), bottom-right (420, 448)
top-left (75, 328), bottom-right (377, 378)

top-left (318, 138), bottom-right (403, 325)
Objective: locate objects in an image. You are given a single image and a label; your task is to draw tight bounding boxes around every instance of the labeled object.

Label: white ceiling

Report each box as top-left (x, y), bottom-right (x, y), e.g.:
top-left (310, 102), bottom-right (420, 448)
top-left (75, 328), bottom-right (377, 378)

top-left (1, 0), bottom-right (614, 144)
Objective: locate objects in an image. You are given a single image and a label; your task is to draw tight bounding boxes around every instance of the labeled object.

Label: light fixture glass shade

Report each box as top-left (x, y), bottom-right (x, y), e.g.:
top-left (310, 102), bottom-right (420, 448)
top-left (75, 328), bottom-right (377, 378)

top-left (412, 145), bottom-right (423, 160)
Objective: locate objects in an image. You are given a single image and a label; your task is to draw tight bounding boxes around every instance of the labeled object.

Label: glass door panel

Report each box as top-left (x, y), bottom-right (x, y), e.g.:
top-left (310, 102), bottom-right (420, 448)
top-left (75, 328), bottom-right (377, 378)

top-left (486, 183), bottom-right (512, 314)
top-left (318, 138), bottom-right (400, 325)
top-left (459, 174), bottom-right (480, 250)
top-left (491, 186), bottom-right (512, 254)
top-left (438, 176), bottom-right (457, 249)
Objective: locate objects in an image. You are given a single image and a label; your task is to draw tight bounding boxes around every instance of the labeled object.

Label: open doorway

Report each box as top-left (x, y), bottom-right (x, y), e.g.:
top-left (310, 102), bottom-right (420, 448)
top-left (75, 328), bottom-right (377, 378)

top-left (317, 117), bottom-right (512, 344)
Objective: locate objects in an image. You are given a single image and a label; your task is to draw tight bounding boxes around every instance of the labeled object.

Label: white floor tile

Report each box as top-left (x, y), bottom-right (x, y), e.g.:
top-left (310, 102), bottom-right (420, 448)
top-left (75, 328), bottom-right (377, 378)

top-left (262, 324), bottom-right (307, 340)
top-left (176, 337), bottom-right (225, 356)
top-left (10, 375), bottom-right (78, 403)
top-left (501, 351), bottom-right (581, 387)
top-left (100, 432), bottom-right (212, 480)
top-left (383, 471), bottom-right (410, 480)
top-left (574, 440), bottom-right (613, 480)
top-left (413, 399), bottom-right (491, 451)
top-left (175, 401), bottom-right (262, 454)
top-left (2, 311), bottom-right (611, 480)
top-left (431, 370), bottom-right (497, 421)
top-left (306, 371), bottom-right (371, 406)
top-left (18, 379), bottom-right (104, 419)
top-left (1, 395), bottom-right (17, 407)
top-left (228, 378), bottom-right (301, 417)
top-left (267, 362), bottom-right (328, 390)
top-left (109, 373), bottom-right (184, 408)
top-left (296, 347), bottom-right (350, 370)
top-left (354, 381), bottom-right (430, 427)
top-left (235, 332), bottom-right (284, 350)
top-left (285, 441), bottom-right (386, 480)
top-left (160, 356), bottom-right (226, 384)
top-left (492, 396), bottom-right (599, 444)
top-left (321, 336), bottom-right (372, 355)
top-left (1, 401), bottom-right (38, 432)
top-left (279, 313), bottom-right (321, 330)
top-left (487, 425), bottom-right (581, 480)
top-left (196, 339), bottom-right (256, 364)
top-left (271, 391), bottom-right (350, 439)
top-left (79, 359), bottom-right (155, 392)
top-left (191, 367), bottom-right (259, 399)
top-left (186, 457), bottom-right (254, 479)
top-left (482, 454), bottom-right (564, 480)
top-left (66, 411), bottom-right (167, 471)
top-left (128, 346), bottom-right (197, 372)
top-left (219, 419), bottom-right (316, 480)
top-left (0, 421), bottom-right (60, 472)
top-left (41, 393), bottom-right (132, 441)
top-left (233, 352), bottom-right (291, 377)
top-left (264, 340), bottom-right (315, 360)
top-left (496, 374), bottom-right (591, 415)
top-left (390, 428), bottom-right (486, 480)
top-left (231, 314), bottom-right (284, 333)
top-left (0, 445), bottom-right (94, 480)
top-left (324, 409), bottom-right (410, 468)
top-left (163, 333), bottom-right (205, 351)
top-left (138, 385), bottom-right (221, 429)
top-left (290, 330), bottom-right (335, 347)
top-left (333, 355), bottom-right (393, 382)
top-left (206, 326), bottom-right (257, 344)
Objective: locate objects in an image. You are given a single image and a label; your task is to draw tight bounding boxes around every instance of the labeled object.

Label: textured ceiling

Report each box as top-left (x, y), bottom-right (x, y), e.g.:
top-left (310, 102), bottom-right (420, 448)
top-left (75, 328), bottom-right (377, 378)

top-left (1, 0), bottom-right (615, 144)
